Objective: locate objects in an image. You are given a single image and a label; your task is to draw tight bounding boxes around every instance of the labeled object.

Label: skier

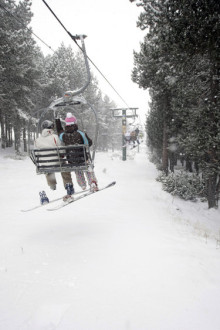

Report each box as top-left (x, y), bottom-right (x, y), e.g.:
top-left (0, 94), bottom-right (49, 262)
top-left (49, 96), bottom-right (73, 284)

top-left (34, 120), bottom-right (74, 204)
top-left (55, 113), bottom-right (99, 195)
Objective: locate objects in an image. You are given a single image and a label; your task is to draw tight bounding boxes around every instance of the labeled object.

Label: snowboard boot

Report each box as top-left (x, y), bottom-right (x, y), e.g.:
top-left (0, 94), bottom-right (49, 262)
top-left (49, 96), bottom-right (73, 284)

top-left (39, 191), bottom-right (49, 205)
top-left (65, 183), bottom-right (74, 195)
top-left (63, 195), bottom-right (74, 202)
top-left (90, 181), bottom-right (99, 192)
top-left (63, 183), bottom-right (74, 202)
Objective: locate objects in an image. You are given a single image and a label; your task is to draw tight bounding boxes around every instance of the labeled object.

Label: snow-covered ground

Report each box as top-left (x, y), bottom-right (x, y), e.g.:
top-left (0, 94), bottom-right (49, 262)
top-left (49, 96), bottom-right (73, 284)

top-left (0, 145), bottom-right (220, 330)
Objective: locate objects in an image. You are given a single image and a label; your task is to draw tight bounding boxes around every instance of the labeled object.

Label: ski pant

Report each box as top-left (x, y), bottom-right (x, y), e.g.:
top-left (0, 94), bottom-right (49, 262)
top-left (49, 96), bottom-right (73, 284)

top-left (46, 170), bottom-right (97, 190)
top-left (46, 172), bottom-right (73, 188)
top-left (74, 170), bottom-right (98, 189)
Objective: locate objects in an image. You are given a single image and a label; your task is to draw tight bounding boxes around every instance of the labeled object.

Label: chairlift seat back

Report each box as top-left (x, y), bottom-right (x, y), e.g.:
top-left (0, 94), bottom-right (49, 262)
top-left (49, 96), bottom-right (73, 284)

top-left (30, 144), bottom-right (93, 174)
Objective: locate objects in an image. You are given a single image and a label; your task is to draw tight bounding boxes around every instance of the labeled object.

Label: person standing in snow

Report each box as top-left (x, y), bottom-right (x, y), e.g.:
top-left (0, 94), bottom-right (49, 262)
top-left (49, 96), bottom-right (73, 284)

top-left (34, 120), bottom-right (74, 203)
top-left (55, 113), bottom-right (99, 194)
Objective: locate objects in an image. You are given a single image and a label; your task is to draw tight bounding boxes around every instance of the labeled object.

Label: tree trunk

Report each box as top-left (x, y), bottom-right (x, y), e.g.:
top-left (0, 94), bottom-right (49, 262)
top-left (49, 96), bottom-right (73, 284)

top-left (206, 173), bottom-right (217, 208)
top-left (5, 120), bottom-right (11, 147)
top-left (186, 157), bottom-right (193, 172)
top-left (0, 111), bottom-right (6, 149)
top-left (169, 152), bottom-right (175, 173)
top-left (14, 115), bottom-right (21, 153)
top-left (206, 53), bottom-right (219, 208)
top-left (23, 126), bottom-right (27, 152)
top-left (162, 120), bottom-right (168, 175)
top-left (194, 161), bottom-right (199, 175)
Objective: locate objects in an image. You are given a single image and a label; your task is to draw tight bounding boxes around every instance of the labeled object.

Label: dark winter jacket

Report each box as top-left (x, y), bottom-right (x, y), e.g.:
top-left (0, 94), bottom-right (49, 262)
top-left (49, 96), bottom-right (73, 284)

top-left (55, 119), bottom-right (92, 164)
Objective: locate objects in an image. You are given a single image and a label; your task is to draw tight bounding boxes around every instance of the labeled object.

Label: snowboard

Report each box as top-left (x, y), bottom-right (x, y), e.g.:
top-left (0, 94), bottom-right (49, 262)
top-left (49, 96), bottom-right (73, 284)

top-left (47, 181), bottom-right (116, 211)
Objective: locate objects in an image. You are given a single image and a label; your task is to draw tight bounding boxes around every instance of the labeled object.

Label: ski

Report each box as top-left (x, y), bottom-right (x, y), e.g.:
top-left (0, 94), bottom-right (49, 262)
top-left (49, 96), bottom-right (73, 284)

top-left (47, 181), bottom-right (116, 211)
top-left (21, 188), bottom-right (90, 212)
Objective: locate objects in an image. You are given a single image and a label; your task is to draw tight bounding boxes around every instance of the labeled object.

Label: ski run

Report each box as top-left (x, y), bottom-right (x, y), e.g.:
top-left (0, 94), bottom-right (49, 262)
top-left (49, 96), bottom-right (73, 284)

top-left (0, 145), bottom-right (220, 330)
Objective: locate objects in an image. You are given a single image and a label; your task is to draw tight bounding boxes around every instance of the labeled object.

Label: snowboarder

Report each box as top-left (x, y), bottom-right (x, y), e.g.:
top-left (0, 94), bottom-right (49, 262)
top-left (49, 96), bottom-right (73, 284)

top-left (34, 120), bottom-right (74, 203)
top-left (55, 113), bottom-right (99, 195)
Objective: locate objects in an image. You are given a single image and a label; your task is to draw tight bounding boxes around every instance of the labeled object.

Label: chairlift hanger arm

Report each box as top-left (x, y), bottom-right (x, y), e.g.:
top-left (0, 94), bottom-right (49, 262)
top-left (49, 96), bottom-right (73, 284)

top-left (47, 34), bottom-right (91, 111)
top-left (42, 0), bottom-right (131, 109)
top-left (42, 0), bottom-right (91, 98)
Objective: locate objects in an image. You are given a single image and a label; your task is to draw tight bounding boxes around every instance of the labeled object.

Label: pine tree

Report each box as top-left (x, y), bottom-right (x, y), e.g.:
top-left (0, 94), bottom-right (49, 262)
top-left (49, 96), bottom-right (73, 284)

top-left (132, 29), bottom-right (177, 173)
top-left (165, 0), bottom-right (220, 207)
top-left (131, 0), bottom-right (220, 207)
top-left (0, 0), bottom-right (42, 152)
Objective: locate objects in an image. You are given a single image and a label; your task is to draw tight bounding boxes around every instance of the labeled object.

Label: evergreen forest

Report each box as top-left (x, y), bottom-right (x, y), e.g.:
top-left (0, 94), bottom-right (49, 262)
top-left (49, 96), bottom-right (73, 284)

top-left (131, 0), bottom-right (220, 208)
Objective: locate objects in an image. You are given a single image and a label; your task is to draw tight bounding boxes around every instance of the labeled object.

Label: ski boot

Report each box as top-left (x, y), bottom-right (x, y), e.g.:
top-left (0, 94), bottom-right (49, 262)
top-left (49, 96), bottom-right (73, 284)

top-left (39, 191), bottom-right (49, 205)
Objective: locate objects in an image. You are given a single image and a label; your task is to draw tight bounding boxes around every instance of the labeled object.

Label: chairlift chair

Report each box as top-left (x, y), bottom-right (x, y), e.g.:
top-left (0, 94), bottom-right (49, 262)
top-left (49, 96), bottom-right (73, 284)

top-left (28, 35), bottom-right (98, 175)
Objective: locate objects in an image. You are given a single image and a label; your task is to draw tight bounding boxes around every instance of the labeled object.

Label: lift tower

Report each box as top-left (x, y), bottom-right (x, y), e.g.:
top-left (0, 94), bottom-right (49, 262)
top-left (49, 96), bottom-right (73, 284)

top-left (111, 108), bottom-right (138, 161)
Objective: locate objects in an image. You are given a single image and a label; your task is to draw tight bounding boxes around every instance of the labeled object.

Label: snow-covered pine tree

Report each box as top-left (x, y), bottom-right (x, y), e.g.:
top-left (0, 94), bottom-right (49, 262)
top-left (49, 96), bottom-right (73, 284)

top-left (132, 1), bottom-right (178, 174)
top-left (0, 0), bottom-right (18, 148)
top-left (0, 0), bottom-right (42, 152)
top-left (164, 0), bottom-right (220, 208)
top-left (131, 0), bottom-right (220, 208)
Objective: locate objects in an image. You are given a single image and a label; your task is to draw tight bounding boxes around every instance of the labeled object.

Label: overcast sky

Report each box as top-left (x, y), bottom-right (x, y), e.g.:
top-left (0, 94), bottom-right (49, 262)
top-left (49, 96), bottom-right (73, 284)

top-left (29, 0), bottom-right (149, 123)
